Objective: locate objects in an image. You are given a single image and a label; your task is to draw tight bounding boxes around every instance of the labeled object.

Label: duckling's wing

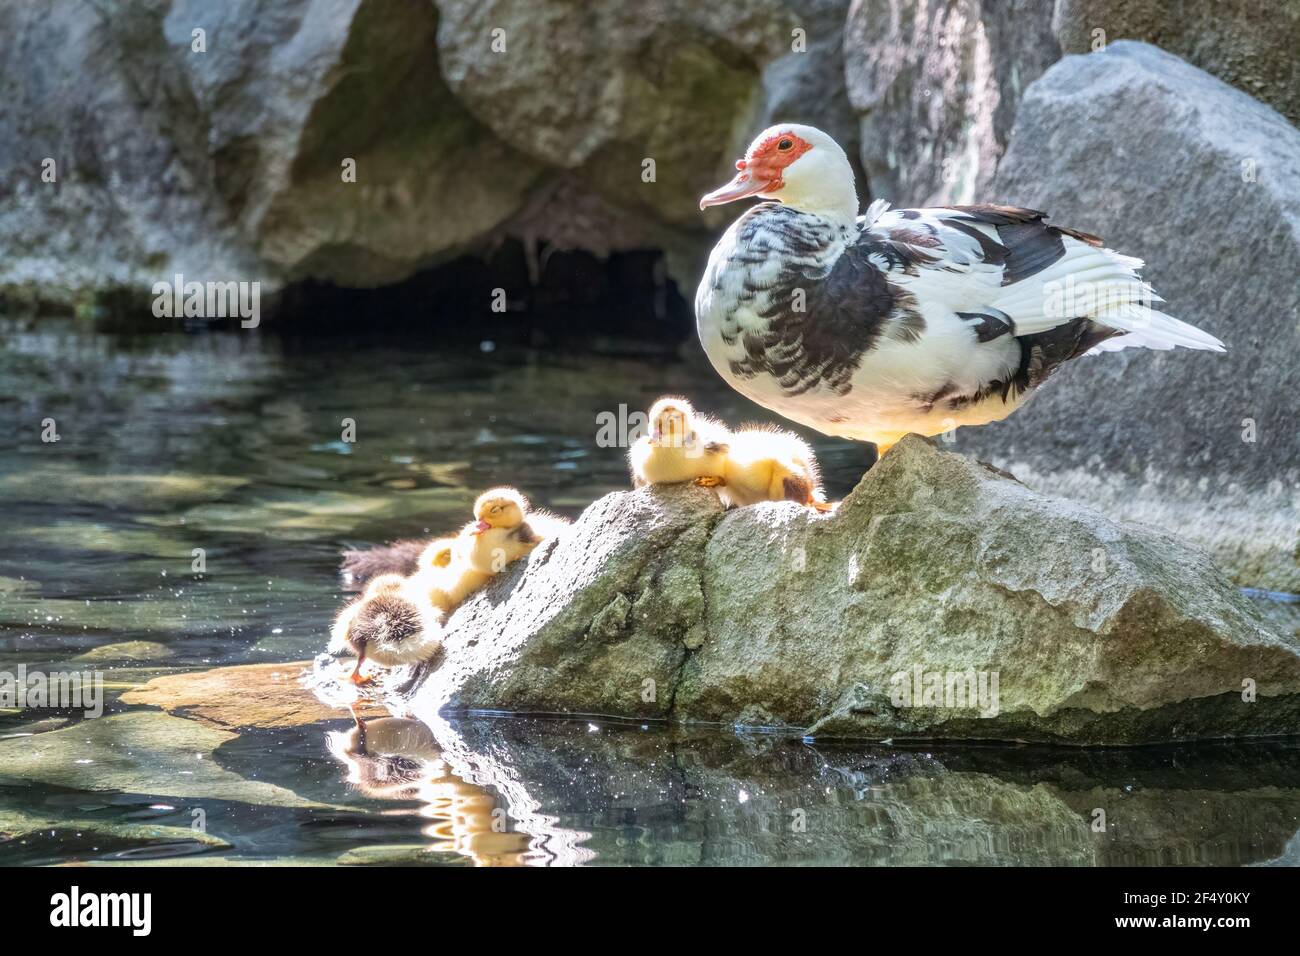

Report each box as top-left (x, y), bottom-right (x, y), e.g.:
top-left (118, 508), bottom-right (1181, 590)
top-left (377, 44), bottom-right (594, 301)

top-left (512, 521), bottom-right (544, 546)
top-left (418, 536), bottom-right (456, 570)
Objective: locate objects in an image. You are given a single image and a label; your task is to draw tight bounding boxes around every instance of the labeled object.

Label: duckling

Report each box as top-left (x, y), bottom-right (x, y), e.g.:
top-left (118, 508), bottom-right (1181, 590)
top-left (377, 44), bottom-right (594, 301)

top-left (719, 424), bottom-right (831, 511)
top-left (329, 573), bottom-right (444, 686)
top-left (402, 489), bottom-right (564, 638)
top-left (628, 396), bottom-right (730, 489)
top-left (452, 487), bottom-right (567, 575)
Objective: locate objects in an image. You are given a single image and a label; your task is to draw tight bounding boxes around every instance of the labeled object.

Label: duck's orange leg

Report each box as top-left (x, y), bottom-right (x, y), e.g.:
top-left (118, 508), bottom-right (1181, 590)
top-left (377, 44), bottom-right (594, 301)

top-left (348, 648), bottom-right (374, 686)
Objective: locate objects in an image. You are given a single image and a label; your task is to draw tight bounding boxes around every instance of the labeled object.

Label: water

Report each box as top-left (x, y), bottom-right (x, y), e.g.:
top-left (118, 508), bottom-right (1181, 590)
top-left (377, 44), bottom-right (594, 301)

top-left (2, 317), bottom-right (1297, 866)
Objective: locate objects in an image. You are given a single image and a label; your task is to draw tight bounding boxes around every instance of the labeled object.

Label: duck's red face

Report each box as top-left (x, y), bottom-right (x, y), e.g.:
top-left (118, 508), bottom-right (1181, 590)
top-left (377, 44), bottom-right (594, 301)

top-left (699, 131), bottom-right (813, 209)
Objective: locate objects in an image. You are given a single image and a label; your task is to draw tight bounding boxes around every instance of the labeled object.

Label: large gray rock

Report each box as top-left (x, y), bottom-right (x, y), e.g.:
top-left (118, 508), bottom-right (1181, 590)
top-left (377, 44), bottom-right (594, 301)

top-left (959, 41), bottom-right (1300, 593)
top-left (0, 0), bottom-right (830, 307)
top-left (0, 0), bottom-right (543, 301)
top-left (0, 0), bottom-right (265, 305)
top-left (842, 0), bottom-right (1061, 206)
top-left (401, 436), bottom-right (1300, 744)
top-left (1053, 0), bottom-right (1300, 126)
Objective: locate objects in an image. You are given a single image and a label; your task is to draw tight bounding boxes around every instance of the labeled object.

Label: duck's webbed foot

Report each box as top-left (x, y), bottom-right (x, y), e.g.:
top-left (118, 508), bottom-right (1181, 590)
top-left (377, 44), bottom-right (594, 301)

top-left (694, 475), bottom-right (725, 488)
top-left (348, 658), bottom-right (375, 687)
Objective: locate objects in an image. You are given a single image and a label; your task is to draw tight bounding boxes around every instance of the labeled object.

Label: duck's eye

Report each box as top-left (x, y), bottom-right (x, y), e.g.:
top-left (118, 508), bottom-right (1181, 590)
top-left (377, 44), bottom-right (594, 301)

top-left (777, 138), bottom-right (793, 151)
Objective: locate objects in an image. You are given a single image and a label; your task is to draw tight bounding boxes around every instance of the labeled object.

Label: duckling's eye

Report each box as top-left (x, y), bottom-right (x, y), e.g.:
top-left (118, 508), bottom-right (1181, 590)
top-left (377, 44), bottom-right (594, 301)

top-left (777, 138), bottom-right (793, 151)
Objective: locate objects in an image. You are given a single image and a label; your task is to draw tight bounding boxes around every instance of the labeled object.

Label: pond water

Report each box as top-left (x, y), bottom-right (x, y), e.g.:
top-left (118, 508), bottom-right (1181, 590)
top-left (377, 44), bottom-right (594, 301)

top-left (2, 317), bottom-right (1297, 866)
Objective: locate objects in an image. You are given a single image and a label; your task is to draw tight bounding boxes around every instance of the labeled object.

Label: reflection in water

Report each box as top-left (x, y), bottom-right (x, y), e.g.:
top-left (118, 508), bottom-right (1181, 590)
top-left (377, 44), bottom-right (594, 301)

top-left (318, 711), bottom-right (1300, 867)
top-left (326, 711), bottom-right (539, 866)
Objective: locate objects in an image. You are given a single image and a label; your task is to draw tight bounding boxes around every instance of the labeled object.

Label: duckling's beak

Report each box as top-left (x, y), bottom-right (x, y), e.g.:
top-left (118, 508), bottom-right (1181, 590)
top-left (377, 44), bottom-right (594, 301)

top-left (472, 519), bottom-right (492, 535)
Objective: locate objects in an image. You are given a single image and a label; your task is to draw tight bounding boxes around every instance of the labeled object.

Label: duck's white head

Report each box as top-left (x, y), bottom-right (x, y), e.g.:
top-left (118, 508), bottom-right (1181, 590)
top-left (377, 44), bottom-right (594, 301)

top-left (699, 124), bottom-right (858, 223)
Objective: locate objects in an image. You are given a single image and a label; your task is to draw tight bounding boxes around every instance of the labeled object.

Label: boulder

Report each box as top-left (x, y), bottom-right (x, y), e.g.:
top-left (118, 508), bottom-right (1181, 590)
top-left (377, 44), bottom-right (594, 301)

top-left (0, 0), bottom-right (265, 307)
top-left (842, 0), bottom-right (1061, 205)
top-left (0, 0), bottom-right (831, 308)
top-left (0, 0), bottom-right (541, 302)
top-left (413, 483), bottom-right (723, 718)
top-left (1053, 0), bottom-right (1300, 126)
top-left (959, 41), bottom-right (1300, 593)
top-left (401, 436), bottom-right (1300, 744)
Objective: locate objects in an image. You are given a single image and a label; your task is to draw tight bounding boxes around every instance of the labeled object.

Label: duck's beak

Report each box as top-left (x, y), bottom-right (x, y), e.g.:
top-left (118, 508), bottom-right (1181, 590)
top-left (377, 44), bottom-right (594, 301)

top-left (699, 166), bottom-right (771, 210)
top-left (472, 520), bottom-right (492, 535)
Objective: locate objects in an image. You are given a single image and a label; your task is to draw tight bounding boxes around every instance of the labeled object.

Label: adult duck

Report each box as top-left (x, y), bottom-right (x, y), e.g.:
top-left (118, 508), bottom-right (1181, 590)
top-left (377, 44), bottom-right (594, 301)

top-left (695, 124), bottom-right (1224, 456)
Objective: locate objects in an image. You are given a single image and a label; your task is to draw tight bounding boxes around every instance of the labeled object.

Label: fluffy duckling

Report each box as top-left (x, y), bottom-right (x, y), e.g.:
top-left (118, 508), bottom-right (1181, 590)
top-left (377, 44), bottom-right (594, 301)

top-left (628, 396), bottom-right (730, 489)
top-left (719, 424), bottom-right (831, 511)
top-left (329, 573), bottom-right (444, 686)
top-left (453, 487), bottom-right (567, 575)
top-left (403, 489), bottom-right (564, 632)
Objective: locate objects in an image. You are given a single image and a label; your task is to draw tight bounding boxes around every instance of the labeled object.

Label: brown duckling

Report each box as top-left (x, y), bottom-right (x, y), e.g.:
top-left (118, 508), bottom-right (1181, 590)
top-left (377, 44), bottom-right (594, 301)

top-left (339, 537), bottom-right (427, 590)
top-left (329, 573), bottom-right (444, 686)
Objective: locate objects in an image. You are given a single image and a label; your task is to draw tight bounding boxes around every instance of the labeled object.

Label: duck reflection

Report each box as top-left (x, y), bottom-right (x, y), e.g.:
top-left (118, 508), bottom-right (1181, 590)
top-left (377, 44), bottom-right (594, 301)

top-left (327, 711), bottom-right (532, 866)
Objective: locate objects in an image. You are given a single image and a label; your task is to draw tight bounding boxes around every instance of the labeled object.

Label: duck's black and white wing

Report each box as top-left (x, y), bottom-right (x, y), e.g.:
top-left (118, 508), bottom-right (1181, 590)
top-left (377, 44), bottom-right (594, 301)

top-left (859, 200), bottom-right (1225, 356)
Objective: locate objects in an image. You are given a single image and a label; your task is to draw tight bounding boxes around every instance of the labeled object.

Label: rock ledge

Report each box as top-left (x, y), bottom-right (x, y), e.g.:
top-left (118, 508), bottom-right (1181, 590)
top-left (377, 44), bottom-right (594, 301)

top-left (400, 436), bottom-right (1300, 744)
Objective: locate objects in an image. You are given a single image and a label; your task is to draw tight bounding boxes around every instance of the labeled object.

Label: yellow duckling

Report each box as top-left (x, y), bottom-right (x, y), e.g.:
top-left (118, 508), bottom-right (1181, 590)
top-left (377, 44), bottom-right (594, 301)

top-left (719, 424), bottom-right (831, 511)
top-left (628, 396), bottom-right (730, 489)
top-left (329, 573), bottom-right (444, 686)
top-left (404, 487), bottom-right (565, 623)
top-left (329, 490), bottom-right (566, 688)
top-left (452, 487), bottom-right (567, 575)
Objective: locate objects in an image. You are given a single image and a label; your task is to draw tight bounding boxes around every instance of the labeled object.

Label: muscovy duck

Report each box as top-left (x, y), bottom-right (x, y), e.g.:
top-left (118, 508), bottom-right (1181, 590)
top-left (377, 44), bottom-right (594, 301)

top-left (694, 124), bottom-right (1225, 456)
